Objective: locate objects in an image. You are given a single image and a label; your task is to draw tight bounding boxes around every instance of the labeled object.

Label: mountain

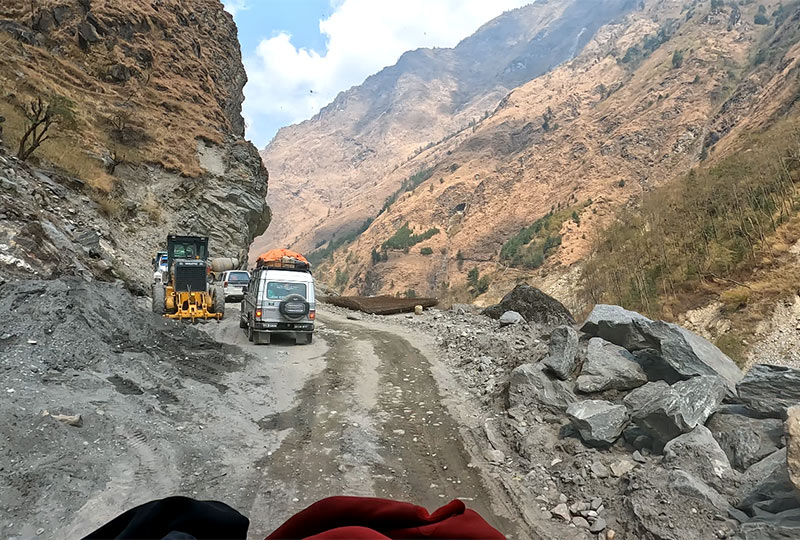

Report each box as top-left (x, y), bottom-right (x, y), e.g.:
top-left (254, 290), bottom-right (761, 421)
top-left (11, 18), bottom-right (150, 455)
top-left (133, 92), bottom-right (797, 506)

top-left (254, 0), bottom-right (637, 258)
top-left (0, 0), bottom-right (269, 284)
top-left (271, 0), bottom-right (797, 294)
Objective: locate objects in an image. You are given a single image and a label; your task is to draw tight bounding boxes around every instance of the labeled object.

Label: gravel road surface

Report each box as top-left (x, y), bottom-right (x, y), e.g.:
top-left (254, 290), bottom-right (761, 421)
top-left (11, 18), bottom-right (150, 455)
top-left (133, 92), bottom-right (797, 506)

top-left (1, 291), bottom-right (522, 539)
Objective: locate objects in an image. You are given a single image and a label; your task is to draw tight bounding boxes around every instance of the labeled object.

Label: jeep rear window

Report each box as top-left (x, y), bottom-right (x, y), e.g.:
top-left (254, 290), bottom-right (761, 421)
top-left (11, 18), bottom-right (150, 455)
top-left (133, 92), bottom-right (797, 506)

top-left (228, 272), bottom-right (249, 284)
top-left (266, 282), bottom-right (307, 300)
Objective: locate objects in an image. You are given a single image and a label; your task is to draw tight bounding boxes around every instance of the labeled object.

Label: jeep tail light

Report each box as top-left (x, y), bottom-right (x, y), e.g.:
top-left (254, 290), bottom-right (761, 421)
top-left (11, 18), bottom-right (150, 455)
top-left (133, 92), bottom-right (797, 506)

top-left (224, 281), bottom-right (228, 287)
top-left (309, 310), bottom-right (316, 320)
top-left (255, 309), bottom-right (263, 320)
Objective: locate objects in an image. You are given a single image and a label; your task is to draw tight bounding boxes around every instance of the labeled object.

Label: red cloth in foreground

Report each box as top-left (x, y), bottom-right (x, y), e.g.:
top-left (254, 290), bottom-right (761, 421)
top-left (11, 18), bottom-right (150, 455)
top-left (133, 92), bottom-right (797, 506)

top-left (266, 496), bottom-right (505, 539)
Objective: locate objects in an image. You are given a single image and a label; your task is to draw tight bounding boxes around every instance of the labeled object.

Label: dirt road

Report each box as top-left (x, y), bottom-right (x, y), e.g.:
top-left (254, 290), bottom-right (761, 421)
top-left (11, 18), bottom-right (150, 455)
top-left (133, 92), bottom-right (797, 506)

top-left (1, 294), bottom-right (522, 539)
top-left (207, 307), bottom-right (518, 537)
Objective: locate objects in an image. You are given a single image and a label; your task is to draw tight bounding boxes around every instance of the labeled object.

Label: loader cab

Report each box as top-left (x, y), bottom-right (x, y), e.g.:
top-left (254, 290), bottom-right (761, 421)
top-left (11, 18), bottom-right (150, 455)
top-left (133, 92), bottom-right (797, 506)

top-left (167, 235), bottom-right (209, 292)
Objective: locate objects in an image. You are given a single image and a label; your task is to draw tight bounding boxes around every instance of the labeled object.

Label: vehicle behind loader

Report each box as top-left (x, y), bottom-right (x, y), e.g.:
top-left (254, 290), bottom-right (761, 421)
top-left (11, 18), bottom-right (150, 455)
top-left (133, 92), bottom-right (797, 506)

top-left (152, 234), bottom-right (225, 321)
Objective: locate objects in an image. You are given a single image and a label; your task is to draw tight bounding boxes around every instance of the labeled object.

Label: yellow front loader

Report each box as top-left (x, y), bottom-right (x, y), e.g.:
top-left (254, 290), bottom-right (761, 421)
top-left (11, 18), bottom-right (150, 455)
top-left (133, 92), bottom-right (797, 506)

top-left (152, 235), bottom-right (224, 321)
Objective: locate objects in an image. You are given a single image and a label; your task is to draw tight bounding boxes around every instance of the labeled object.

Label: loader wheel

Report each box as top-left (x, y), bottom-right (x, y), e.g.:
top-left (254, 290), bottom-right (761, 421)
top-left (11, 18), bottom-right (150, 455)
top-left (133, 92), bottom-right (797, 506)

top-left (152, 285), bottom-right (166, 315)
top-left (211, 286), bottom-right (225, 317)
top-left (239, 313), bottom-right (247, 328)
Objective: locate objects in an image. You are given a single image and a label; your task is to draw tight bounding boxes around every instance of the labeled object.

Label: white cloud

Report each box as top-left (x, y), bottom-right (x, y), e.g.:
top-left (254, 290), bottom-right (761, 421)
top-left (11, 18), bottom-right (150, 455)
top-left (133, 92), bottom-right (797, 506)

top-left (222, 0), bottom-right (248, 17)
top-left (243, 0), bottom-right (533, 146)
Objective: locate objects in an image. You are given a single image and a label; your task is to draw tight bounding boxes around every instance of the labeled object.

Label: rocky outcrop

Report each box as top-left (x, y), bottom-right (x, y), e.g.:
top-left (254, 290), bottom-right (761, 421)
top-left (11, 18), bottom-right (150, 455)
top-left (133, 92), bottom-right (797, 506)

top-left (576, 337), bottom-right (647, 393)
top-left (0, 1), bottom-right (270, 284)
top-left (484, 285), bottom-right (575, 328)
top-left (736, 365), bottom-right (800, 418)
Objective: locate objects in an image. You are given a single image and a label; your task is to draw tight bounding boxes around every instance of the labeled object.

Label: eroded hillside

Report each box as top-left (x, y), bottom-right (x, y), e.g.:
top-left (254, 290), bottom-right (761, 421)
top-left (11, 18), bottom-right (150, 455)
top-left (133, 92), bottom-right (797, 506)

top-left (0, 0), bottom-right (269, 284)
top-left (312, 0), bottom-right (800, 314)
top-left (255, 0), bottom-right (637, 259)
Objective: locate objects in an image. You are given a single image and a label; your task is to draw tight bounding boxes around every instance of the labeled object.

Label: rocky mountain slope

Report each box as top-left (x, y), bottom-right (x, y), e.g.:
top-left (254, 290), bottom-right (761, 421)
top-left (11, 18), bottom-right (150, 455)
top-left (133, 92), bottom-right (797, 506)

top-left (255, 0), bottom-right (637, 258)
top-left (0, 0), bottom-right (269, 284)
top-left (310, 0), bottom-right (800, 311)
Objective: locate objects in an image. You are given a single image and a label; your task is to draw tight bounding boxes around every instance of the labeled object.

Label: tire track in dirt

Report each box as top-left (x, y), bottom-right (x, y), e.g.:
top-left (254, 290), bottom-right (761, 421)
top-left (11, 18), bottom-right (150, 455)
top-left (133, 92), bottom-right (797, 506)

top-left (251, 315), bottom-right (515, 536)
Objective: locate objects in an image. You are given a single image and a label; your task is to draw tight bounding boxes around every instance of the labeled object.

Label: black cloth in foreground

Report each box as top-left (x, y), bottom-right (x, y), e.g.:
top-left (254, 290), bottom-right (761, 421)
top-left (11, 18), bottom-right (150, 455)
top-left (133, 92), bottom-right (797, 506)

top-left (82, 496), bottom-right (249, 540)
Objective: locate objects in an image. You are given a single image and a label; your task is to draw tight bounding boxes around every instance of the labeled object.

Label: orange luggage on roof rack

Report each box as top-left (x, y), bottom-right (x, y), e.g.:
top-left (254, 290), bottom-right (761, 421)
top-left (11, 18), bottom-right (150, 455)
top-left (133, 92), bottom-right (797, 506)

top-left (256, 249), bottom-right (311, 271)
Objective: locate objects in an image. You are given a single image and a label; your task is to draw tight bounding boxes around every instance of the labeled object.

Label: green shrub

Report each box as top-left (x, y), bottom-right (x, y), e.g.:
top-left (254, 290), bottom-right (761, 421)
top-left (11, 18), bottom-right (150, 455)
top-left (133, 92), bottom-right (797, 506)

top-left (308, 217), bottom-right (373, 266)
top-left (380, 168), bottom-right (434, 214)
top-left (672, 49), bottom-right (684, 69)
top-left (500, 203), bottom-right (586, 268)
top-left (754, 13), bottom-right (768, 24)
top-left (383, 223), bottom-right (440, 250)
top-left (420, 247), bottom-right (434, 256)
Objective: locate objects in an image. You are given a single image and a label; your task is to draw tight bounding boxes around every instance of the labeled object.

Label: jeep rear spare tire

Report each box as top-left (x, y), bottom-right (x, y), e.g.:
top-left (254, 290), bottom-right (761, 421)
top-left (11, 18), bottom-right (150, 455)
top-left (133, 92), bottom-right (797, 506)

top-left (279, 294), bottom-right (309, 319)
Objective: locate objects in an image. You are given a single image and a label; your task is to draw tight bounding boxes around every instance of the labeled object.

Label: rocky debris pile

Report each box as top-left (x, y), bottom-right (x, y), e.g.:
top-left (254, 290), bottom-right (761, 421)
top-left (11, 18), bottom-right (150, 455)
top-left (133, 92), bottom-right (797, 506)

top-left (365, 294), bottom-right (800, 540)
top-left (505, 303), bottom-right (800, 539)
top-left (0, 278), bottom-right (252, 533)
top-left (483, 284), bottom-right (575, 327)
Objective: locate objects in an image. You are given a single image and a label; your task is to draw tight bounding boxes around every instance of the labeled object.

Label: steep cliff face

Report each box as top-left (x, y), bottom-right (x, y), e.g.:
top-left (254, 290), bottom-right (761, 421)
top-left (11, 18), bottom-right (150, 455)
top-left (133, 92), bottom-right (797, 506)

top-left (312, 0), bottom-right (800, 309)
top-left (255, 0), bottom-right (637, 259)
top-left (0, 0), bottom-right (269, 284)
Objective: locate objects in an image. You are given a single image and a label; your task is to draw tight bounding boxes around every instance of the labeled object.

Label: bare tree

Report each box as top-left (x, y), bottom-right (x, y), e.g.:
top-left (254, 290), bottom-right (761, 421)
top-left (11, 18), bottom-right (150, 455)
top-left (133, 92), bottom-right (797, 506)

top-left (16, 96), bottom-right (76, 161)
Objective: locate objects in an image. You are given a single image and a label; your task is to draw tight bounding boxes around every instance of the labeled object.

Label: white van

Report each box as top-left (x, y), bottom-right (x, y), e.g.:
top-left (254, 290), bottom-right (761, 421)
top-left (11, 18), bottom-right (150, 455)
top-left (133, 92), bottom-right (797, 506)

top-left (239, 265), bottom-right (315, 345)
top-left (216, 270), bottom-right (251, 302)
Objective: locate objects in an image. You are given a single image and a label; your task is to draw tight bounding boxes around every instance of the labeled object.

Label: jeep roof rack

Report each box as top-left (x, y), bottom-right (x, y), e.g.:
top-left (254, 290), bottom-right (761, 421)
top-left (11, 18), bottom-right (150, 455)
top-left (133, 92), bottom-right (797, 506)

top-left (255, 256), bottom-right (311, 273)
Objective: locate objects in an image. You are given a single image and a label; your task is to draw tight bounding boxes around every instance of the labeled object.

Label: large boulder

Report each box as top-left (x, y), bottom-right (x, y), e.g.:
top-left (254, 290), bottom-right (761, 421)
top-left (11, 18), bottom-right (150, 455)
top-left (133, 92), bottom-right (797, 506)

top-left (576, 337), bottom-right (647, 393)
top-left (663, 425), bottom-right (736, 490)
top-left (623, 376), bottom-right (726, 446)
top-left (736, 364), bottom-right (800, 418)
top-left (736, 448), bottom-right (796, 514)
top-left (542, 325), bottom-right (579, 380)
top-left (566, 400), bottom-right (629, 446)
top-left (484, 284), bottom-right (574, 327)
top-left (508, 362), bottom-right (577, 413)
top-left (787, 406), bottom-right (800, 502)
top-left (581, 305), bottom-right (743, 393)
top-left (706, 411), bottom-right (784, 472)
top-left (580, 304), bottom-right (652, 350)
top-left (635, 321), bottom-right (742, 393)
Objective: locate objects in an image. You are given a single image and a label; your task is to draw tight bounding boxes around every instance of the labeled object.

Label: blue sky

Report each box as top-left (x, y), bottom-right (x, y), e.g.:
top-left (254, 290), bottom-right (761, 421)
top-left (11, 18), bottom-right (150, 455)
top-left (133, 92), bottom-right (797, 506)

top-left (223, 1), bottom-right (533, 148)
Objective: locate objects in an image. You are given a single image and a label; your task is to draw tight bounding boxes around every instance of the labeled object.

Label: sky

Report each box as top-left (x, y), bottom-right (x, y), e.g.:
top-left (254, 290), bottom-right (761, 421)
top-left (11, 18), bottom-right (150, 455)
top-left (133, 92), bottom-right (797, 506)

top-left (222, 0), bottom-right (534, 148)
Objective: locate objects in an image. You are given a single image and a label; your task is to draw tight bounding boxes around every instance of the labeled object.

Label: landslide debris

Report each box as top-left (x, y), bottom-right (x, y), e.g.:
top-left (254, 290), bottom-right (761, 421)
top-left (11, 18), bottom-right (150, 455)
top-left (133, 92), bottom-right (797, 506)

top-left (0, 278), bottom-right (258, 538)
top-left (330, 291), bottom-right (800, 539)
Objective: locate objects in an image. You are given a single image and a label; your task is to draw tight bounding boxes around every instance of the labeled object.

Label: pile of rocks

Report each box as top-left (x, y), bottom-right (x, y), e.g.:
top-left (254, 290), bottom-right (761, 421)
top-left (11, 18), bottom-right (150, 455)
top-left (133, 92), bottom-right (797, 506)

top-left (508, 303), bottom-right (800, 538)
